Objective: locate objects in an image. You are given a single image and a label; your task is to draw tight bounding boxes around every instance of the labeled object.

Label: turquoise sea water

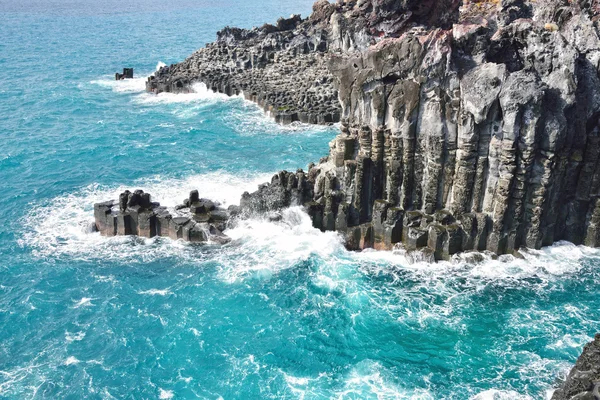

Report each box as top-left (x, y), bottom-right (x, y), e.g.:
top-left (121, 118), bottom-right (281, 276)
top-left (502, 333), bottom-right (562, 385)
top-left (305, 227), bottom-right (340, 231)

top-left (1, 1), bottom-right (599, 399)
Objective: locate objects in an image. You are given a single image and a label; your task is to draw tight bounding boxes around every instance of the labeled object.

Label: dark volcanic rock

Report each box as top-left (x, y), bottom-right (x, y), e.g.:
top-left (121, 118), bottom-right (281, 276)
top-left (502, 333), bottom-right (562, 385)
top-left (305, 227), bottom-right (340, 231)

top-left (145, 0), bottom-right (465, 125)
top-left (552, 334), bottom-right (600, 400)
top-left (237, 0), bottom-right (600, 257)
top-left (146, 10), bottom-right (340, 125)
top-left (93, 190), bottom-right (232, 244)
top-left (103, 1), bottom-right (600, 257)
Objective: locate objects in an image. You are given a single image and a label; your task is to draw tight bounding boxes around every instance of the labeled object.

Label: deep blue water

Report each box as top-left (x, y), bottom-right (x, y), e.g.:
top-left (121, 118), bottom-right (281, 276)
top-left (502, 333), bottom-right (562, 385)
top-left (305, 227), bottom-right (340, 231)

top-left (1, 1), bottom-right (599, 399)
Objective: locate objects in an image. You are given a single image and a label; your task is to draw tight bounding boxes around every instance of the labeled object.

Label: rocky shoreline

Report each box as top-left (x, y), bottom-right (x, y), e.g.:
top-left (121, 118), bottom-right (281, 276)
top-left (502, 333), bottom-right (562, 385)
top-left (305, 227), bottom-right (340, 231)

top-left (94, 189), bottom-right (233, 244)
top-left (552, 335), bottom-right (600, 400)
top-left (146, 10), bottom-right (341, 125)
top-left (136, 0), bottom-right (600, 259)
top-left (109, 1), bottom-right (600, 255)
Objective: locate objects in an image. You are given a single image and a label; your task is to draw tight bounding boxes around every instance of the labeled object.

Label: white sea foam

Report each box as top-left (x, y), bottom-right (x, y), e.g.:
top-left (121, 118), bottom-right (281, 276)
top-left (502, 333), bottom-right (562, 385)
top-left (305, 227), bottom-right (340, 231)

top-left (138, 289), bottom-right (172, 296)
top-left (20, 157), bottom-right (600, 293)
top-left (134, 82), bottom-right (236, 106)
top-left (158, 388), bottom-right (174, 399)
top-left (65, 331), bottom-right (86, 342)
top-left (72, 297), bottom-right (94, 308)
top-left (225, 104), bottom-right (339, 137)
top-left (90, 62), bottom-right (166, 94)
top-left (20, 171), bottom-right (272, 261)
top-left (91, 76), bottom-right (148, 93)
top-left (64, 356), bottom-right (80, 366)
top-left (216, 206), bottom-right (344, 282)
top-left (334, 361), bottom-right (433, 400)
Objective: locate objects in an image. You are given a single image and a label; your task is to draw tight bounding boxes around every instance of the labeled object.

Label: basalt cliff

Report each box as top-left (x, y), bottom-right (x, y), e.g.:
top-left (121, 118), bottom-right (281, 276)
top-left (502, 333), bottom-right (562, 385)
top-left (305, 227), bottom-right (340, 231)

top-left (239, 0), bottom-right (600, 260)
top-left (104, 0), bottom-right (600, 258)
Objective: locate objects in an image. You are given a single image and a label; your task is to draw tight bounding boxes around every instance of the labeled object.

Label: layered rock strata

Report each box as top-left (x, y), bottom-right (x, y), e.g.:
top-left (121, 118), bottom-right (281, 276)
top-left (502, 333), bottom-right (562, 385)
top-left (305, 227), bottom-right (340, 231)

top-left (240, 0), bottom-right (600, 258)
top-left (552, 334), bottom-right (600, 400)
top-left (94, 190), bottom-right (231, 244)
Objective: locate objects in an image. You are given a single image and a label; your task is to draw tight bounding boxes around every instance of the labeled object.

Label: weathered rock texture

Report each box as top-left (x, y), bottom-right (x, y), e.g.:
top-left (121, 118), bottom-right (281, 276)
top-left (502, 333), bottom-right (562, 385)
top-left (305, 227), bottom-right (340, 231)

top-left (552, 334), bottom-right (600, 400)
top-left (94, 190), bottom-right (232, 244)
top-left (146, 9), bottom-right (341, 124)
top-left (145, 0), bottom-right (465, 124)
top-left (239, 0), bottom-right (600, 258)
top-left (106, 0), bottom-right (600, 258)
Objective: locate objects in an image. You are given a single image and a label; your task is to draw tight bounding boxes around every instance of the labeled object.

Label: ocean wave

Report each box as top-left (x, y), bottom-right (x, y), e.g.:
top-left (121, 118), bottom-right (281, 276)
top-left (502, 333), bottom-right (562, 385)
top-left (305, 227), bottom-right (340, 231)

top-left (20, 171), bottom-right (600, 291)
top-left (471, 389), bottom-right (534, 400)
top-left (224, 103), bottom-right (340, 137)
top-left (134, 82), bottom-right (237, 106)
top-left (215, 206), bottom-right (345, 283)
top-left (334, 360), bottom-right (433, 400)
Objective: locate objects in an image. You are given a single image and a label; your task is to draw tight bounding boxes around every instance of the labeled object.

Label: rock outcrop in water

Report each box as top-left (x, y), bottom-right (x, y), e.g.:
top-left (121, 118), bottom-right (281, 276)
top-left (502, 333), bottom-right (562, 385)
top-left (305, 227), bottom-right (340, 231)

top-left (552, 334), bottom-right (600, 400)
top-left (239, 0), bottom-right (600, 259)
top-left (115, 68), bottom-right (133, 80)
top-left (94, 190), bottom-right (231, 244)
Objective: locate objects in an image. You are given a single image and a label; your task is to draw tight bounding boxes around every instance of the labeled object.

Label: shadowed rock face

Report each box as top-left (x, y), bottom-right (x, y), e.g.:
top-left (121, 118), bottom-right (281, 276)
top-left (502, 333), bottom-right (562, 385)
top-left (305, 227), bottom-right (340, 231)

top-left (552, 334), bottom-right (600, 400)
top-left (240, 0), bottom-right (600, 258)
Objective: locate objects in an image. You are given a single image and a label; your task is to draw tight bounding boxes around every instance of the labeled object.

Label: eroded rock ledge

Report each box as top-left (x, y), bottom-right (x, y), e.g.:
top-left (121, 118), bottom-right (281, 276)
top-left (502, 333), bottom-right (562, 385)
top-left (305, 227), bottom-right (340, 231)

top-left (94, 190), bottom-right (233, 244)
top-left (146, 9), bottom-right (341, 124)
top-left (145, 0), bottom-right (464, 125)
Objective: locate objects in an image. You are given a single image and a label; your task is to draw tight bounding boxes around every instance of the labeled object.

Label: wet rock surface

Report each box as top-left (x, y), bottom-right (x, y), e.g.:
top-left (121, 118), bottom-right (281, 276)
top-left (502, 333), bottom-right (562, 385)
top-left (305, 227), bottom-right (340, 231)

top-left (94, 190), bottom-right (231, 244)
top-left (552, 334), bottom-right (600, 400)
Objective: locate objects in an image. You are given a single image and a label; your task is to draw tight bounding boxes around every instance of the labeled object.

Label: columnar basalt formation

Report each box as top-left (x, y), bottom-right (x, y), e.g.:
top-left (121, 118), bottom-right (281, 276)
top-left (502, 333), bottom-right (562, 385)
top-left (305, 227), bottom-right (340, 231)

top-left (100, 0), bottom-right (600, 259)
top-left (94, 190), bottom-right (232, 244)
top-left (240, 0), bottom-right (600, 259)
top-left (146, 10), bottom-right (342, 124)
top-left (145, 0), bottom-right (465, 125)
top-left (552, 334), bottom-right (600, 400)
top-left (115, 68), bottom-right (133, 80)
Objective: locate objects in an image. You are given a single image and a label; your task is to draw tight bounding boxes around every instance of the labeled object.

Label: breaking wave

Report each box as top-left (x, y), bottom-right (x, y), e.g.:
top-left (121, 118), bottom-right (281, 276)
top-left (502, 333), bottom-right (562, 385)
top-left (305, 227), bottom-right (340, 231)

top-left (90, 61), bottom-right (167, 93)
top-left (19, 171), bottom-right (272, 261)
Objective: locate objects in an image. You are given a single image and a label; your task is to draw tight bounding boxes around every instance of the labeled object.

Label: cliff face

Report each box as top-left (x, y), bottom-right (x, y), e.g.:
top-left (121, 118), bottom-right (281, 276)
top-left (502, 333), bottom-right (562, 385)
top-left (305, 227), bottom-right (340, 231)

top-left (240, 0), bottom-right (600, 259)
top-left (101, 0), bottom-right (600, 258)
top-left (552, 334), bottom-right (600, 400)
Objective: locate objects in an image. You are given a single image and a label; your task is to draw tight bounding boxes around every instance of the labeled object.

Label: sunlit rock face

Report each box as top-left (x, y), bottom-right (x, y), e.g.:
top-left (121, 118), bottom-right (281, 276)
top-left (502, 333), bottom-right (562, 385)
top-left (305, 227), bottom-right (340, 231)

top-left (241, 0), bottom-right (600, 258)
